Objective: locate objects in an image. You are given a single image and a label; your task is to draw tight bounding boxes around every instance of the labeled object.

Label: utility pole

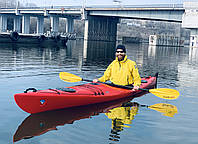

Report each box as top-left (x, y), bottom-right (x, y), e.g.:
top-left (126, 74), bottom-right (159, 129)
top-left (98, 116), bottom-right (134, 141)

top-left (81, 0), bottom-right (87, 20)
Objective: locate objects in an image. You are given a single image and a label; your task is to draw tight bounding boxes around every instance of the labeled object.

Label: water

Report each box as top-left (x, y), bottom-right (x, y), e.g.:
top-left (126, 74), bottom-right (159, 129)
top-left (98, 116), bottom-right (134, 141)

top-left (0, 40), bottom-right (198, 144)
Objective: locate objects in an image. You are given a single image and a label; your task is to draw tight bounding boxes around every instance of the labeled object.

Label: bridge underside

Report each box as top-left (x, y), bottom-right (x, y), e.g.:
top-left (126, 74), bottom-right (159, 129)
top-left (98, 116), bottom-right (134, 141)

top-left (89, 9), bottom-right (183, 23)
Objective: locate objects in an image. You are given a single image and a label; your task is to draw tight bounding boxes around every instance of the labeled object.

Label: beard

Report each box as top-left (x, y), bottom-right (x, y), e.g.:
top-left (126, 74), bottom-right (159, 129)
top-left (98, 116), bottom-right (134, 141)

top-left (117, 55), bottom-right (125, 61)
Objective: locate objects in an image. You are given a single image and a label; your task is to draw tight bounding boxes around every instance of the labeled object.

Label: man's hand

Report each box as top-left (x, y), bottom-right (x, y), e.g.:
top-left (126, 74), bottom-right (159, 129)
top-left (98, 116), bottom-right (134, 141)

top-left (132, 86), bottom-right (139, 91)
top-left (93, 79), bottom-right (98, 83)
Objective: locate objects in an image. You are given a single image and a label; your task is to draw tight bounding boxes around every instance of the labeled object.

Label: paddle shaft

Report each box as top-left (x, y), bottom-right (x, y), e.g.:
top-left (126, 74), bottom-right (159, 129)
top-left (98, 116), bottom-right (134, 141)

top-left (60, 72), bottom-right (145, 90)
top-left (82, 78), bottom-right (150, 91)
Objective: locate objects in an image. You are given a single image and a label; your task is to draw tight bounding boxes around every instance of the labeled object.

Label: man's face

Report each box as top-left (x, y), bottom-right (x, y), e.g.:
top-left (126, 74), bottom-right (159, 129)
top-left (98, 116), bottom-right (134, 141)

top-left (116, 49), bottom-right (126, 61)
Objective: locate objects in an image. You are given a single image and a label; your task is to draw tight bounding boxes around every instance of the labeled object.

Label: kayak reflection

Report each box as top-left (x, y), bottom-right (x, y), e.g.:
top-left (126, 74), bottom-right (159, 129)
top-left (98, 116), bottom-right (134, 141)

top-left (13, 95), bottom-right (178, 143)
top-left (13, 95), bottom-right (137, 143)
top-left (106, 102), bottom-right (178, 142)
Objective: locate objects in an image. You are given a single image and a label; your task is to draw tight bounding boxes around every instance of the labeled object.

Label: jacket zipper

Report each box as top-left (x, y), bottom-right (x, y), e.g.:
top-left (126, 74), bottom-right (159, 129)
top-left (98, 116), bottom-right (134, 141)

top-left (119, 62), bottom-right (121, 70)
top-left (127, 75), bottom-right (129, 85)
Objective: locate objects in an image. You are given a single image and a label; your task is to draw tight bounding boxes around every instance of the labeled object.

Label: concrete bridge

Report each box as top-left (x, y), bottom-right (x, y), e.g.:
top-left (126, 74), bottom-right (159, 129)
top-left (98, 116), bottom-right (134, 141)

top-left (0, 2), bottom-right (198, 46)
top-left (0, 7), bottom-right (81, 34)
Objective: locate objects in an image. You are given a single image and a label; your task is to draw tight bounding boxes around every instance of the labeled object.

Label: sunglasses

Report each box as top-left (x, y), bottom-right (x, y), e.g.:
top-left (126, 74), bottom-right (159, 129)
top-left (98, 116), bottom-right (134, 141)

top-left (116, 51), bottom-right (124, 53)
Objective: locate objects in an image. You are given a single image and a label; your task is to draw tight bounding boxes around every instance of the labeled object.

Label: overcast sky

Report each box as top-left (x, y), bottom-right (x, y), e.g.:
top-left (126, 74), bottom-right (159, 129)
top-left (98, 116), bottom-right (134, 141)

top-left (20, 0), bottom-right (198, 7)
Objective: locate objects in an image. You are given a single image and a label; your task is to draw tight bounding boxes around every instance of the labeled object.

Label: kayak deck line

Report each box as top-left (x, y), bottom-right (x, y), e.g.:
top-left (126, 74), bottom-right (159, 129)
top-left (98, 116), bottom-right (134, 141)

top-left (77, 84), bottom-right (105, 95)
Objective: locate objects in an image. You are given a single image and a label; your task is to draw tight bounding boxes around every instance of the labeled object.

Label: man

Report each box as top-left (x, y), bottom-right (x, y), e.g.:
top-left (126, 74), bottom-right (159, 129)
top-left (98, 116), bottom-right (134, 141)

top-left (93, 44), bottom-right (141, 91)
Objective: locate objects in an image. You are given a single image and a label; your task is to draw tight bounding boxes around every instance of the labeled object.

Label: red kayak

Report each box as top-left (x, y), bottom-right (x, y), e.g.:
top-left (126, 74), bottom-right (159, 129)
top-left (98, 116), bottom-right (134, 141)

top-left (14, 74), bottom-right (158, 114)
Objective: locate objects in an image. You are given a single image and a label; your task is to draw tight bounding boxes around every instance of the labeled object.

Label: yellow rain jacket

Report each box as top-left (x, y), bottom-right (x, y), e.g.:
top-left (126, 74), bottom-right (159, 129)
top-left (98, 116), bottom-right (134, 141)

top-left (98, 56), bottom-right (141, 86)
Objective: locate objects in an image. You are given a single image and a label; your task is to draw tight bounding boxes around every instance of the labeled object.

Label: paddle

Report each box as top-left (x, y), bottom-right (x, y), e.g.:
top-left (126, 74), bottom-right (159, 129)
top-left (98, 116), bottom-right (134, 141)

top-left (59, 72), bottom-right (179, 100)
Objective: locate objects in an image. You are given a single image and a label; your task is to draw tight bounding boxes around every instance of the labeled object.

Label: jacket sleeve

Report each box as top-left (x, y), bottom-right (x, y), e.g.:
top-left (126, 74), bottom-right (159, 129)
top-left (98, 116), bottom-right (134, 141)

top-left (98, 62), bottom-right (113, 82)
top-left (131, 62), bottom-right (141, 87)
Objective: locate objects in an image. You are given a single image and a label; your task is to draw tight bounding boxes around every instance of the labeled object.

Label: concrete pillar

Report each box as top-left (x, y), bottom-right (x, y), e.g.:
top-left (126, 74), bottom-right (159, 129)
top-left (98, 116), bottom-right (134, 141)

top-left (0, 15), bottom-right (8, 32)
top-left (182, 2), bottom-right (198, 47)
top-left (14, 16), bottom-right (21, 32)
top-left (84, 16), bottom-right (118, 42)
top-left (37, 16), bottom-right (44, 34)
top-left (66, 18), bottom-right (74, 33)
top-left (22, 15), bottom-right (30, 34)
top-left (50, 16), bottom-right (59, 33)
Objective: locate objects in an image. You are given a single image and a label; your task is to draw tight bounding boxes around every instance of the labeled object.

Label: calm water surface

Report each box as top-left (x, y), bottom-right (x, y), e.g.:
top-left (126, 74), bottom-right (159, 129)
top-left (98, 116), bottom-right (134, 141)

top-left (0, 40), bottom-right (198, 144)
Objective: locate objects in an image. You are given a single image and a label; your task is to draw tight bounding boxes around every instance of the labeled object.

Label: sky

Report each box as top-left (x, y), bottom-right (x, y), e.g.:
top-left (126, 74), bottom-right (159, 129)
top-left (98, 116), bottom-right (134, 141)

top-left (20, 0), bottom-right (198, 7)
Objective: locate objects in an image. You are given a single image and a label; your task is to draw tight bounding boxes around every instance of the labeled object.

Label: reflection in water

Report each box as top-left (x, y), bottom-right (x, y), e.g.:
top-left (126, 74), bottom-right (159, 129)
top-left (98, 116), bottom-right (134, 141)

top-left (120, 44), bottom-right (188, 84)
top-left (0, 41), bottom-right (83, 79)
top-left (141, 45), bottom-right (187, 83)
top-left (148, 45), bottom-right (156, 58)
top-left (0, 41), bottom-right (192, 79)
top-left (106, 102), bottom-right (178, 143)
top-left (189, 48), bottom-right (198, 65)
top-left (0, 40), bottom-right (117, 80)
top-left (3, 41), bottom-right (188, 83)
top-left (147, 103), bottom-right (178, 117)
top-left (83, 40), bottom-right (116, 61)
top-left (0, 43), bottom-right (68, 79)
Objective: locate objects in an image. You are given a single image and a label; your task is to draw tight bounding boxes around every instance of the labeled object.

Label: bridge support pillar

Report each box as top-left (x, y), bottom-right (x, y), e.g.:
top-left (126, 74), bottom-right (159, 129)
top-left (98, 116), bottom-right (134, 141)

top-left (0, 15), bottom-right (8, 32)
top-left (84, 16), bottom-right (119, 41)
top-left (37, 16), bottom-right (44, 34)
top-left (14, 16), bottom-right (21, 32)
top-left (66, 18), bottom-right (74, 33)
top-left (182, 2), bottom-right (198, 48)
top-left (50, 16), bottom-right (59, 33)
top-left (22, 15), bottom-right (30, 34)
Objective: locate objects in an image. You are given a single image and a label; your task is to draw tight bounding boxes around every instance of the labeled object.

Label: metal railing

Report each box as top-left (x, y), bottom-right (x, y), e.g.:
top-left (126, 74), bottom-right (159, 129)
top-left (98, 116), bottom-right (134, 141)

top-left (0, 4), bottom-right (184, 9)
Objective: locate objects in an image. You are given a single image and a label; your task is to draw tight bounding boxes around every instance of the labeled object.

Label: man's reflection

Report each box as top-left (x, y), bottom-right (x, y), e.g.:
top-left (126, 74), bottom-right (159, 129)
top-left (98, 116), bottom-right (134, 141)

top-left (106, 102), bottom-right (139, 142)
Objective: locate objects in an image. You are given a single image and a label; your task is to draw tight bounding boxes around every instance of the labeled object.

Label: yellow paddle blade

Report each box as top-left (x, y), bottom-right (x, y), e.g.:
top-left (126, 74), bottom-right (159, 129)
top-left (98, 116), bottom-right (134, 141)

top-left (59, 72), bottom-right (82, 82)
top-left (148, 103), bottom-right (178, 117)
top-left (149, 88), bottom-right (180, 100)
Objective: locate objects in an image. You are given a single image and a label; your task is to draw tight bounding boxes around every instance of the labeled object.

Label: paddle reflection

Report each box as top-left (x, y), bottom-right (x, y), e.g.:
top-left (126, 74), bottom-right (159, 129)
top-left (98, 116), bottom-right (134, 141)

top-left (13, 95), bottom-right (178, 143)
